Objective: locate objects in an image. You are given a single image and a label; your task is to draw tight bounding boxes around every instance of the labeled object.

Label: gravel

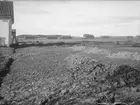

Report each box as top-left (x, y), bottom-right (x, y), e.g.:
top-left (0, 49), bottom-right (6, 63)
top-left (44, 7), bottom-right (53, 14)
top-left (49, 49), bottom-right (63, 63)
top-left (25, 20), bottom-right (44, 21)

top-left (0, 46), bottom-right (140, 105)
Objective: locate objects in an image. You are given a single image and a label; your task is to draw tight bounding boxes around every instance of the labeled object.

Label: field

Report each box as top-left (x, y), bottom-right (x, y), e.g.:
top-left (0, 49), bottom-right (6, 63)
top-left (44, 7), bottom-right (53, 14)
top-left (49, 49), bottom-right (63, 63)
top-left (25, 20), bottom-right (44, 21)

top-left (16, 37), bottom-right (140, 50)
top-left (0, 43), bottom-right (140, 105)
top-left (18, 36), bottom-right (140, 45)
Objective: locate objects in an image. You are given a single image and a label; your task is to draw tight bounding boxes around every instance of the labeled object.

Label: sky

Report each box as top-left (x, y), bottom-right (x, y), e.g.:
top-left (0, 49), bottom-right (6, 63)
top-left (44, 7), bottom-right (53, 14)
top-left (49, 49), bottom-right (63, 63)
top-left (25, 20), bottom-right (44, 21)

top-left (12, 0), bottom-right (140, 37)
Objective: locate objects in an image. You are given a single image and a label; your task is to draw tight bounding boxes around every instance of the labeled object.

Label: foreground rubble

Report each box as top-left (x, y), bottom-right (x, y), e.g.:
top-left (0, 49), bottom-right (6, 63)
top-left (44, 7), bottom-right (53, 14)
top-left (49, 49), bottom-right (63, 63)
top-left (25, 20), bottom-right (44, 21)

top-left (0, 46), bottom-right (140, 105)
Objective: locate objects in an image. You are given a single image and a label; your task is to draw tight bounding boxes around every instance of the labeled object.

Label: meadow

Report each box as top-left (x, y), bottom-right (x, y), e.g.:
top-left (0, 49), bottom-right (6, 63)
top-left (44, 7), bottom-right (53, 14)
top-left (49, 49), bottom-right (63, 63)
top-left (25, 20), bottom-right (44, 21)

top-left (17, 36), bottom-right (140, 44)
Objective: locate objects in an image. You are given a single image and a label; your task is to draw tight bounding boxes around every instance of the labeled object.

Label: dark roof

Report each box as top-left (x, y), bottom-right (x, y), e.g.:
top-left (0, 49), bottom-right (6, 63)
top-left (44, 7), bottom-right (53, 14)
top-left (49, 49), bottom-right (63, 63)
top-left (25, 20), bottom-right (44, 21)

top-left (0, 1), bottom-right (14, 23)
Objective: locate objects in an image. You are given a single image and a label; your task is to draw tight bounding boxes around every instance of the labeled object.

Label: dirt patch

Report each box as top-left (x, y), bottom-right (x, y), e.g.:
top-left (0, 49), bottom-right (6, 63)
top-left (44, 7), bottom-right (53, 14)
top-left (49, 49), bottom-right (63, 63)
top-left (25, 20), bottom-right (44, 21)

top-left (70, 46), bottom-right (110, 55)
top-left (107, 52), bottom-right (140, 60)
top-left (70, 46), bottom-right (140, 61)
top-left (0, 46), bottom-right (140, 105)
top-left (69, 46), bottom-right (86, 51)
top-left (83, 47), bottom-right (110, 56)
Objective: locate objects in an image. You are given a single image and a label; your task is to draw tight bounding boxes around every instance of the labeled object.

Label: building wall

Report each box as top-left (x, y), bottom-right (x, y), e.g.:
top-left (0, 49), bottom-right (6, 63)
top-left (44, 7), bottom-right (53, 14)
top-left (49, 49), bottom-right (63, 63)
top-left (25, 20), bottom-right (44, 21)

top-left (9, 19), bottom-right (12, 45)
top-left (0, 19), bottom-right (10, 46)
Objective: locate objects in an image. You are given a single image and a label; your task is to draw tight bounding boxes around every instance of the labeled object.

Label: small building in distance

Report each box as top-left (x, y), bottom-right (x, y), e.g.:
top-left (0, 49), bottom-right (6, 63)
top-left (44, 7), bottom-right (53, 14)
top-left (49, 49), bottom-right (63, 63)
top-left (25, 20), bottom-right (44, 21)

top-left (83, 34), bottom-right (94, 39)
top-left (0, 1), bottom-right (14, 46)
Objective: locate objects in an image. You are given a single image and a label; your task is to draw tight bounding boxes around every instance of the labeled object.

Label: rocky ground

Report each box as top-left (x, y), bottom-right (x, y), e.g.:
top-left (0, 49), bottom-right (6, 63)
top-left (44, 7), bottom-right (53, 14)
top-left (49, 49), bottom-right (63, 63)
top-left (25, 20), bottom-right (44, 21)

top-left (0, 47), bottom-right (14, 85)
top-left (0, 46), bottom-right (140, 105)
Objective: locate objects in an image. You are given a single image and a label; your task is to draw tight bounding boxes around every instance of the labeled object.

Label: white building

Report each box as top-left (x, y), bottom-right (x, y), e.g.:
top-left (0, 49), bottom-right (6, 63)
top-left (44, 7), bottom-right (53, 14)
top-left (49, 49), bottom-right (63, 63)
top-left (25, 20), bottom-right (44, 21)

top-left (0, 1), bottom-right (14, 46)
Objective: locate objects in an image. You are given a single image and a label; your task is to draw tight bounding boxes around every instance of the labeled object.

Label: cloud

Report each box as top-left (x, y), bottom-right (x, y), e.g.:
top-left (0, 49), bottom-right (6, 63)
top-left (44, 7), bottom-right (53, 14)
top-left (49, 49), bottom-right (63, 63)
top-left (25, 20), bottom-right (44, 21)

top-left (14, 2), bottom-right (52, 15)
top-left (13, 0), bottom-right (140, 36)
top-left (111, 16), bottom-right (140, 22)
top-left (76, 16), bottom-right (140, 27)
top-left (18, 9), bottom-right (51, 15)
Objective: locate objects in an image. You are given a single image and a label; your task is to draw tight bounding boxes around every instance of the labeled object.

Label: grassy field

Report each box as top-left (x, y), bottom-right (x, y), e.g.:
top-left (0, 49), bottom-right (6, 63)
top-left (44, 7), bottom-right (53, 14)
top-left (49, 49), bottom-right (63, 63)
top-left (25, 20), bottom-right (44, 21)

top-left (18, 36), bottom-right (140, 43)
top-left (16, 37), bottom-right (140, 50)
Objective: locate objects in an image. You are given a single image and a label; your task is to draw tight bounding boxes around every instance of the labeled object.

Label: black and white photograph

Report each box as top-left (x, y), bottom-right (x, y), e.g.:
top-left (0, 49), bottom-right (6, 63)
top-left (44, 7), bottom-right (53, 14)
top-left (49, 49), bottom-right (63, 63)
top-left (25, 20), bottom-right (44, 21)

top-left (0, 0), bottom-right (140, 105)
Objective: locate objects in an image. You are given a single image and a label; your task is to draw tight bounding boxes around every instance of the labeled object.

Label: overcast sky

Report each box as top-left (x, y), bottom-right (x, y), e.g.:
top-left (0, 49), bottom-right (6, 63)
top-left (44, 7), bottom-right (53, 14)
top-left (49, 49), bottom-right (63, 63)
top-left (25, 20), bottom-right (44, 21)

top-left (13, 1), bottom-right (140, 37)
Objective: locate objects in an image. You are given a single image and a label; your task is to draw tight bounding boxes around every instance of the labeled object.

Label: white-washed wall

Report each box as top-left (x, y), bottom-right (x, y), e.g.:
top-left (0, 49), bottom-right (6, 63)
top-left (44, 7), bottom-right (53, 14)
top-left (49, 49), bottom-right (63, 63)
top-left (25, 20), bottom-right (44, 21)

top-left (0, 19), bottom-right (10, 45)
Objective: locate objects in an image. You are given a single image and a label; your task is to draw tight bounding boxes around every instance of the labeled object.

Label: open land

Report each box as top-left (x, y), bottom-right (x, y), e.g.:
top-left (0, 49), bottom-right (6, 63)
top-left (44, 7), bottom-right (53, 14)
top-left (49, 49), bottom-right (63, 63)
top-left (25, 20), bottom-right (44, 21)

top-left (0, 41), bottom-right (140, 105)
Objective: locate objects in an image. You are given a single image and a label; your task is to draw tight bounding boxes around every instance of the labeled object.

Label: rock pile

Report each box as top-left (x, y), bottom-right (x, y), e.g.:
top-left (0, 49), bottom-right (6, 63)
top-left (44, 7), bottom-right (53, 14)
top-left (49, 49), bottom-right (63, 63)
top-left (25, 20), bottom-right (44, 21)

top-left (1, 47), bottom-right (140, 105)
top-left (63, 53), bottom-right (140, 105)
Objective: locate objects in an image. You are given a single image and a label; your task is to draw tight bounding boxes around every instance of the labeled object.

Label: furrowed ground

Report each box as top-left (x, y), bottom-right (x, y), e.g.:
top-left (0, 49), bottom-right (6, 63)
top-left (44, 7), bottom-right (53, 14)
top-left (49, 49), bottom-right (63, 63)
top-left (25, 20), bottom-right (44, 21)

top-left (0, 45), bottom-right (140, 105)
top-left (0, 48), bottom-right (14, 86)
